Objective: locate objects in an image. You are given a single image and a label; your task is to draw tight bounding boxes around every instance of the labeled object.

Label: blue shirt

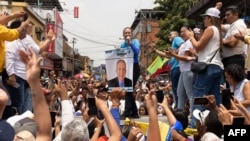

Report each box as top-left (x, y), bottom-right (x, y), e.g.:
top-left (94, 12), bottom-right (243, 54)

top-left (169, 36), bottom-right (184, 70)
top-left (110, 108), bottom-right (127, 141)
top-left (120, 38), bottom-right (140, 63)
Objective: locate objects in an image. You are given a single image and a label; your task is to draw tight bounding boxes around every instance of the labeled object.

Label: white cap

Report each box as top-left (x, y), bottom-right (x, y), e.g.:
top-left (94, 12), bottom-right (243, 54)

top-left (192, 109), bottom-right (210, 124)
top-left (7, 110), bottom-right (34, 127)
top-left (193, 28), bottom-right (201, 34)
top-left (200, 7), bottom-right (220, 18)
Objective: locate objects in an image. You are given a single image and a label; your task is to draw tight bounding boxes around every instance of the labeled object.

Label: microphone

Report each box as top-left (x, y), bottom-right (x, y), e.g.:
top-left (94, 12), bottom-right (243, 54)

top-left (125, 36), bottom-right (131, 44)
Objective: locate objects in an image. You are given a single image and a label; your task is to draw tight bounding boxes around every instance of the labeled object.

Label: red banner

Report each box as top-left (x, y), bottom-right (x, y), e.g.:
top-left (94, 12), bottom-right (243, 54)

top-left (74, 6), bottom-right (79, 18)
top-left (46, 23), bottom-right (55, 52)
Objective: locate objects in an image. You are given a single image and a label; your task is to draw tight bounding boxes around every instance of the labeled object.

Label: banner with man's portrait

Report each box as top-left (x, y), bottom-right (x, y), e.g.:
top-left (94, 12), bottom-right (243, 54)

top-left (105, 48), bottom-right (134, 92)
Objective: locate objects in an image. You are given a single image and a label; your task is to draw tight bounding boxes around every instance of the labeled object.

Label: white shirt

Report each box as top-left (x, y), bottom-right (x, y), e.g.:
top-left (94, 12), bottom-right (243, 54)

top-left (5, 35), bottom-right (40, 80)
top-left (222, 19), bottom-right (247, 58)
top-left (232, 78), bottom-right (250, 112)
top-left (198, 26), bottom-right (224, 69)
top-left (178, 39), bottom-right (194, 72)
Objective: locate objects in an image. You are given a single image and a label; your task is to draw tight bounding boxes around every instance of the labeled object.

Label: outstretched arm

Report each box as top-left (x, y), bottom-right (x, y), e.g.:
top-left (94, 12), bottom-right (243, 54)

top-left (19, 48), bottom-right (51, 141)
top-left (145, 90), bottom-right (161, 141)
top-left (159, 96), bottom-right (177, 126)
top-left (154, 49), bottom-right (172, 58)
top-left (95, 96), bottom-right (122, 141)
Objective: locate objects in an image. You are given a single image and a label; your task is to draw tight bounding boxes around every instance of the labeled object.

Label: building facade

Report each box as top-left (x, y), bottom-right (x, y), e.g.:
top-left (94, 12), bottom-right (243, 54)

top-left (130, 9), bottom-right (165, 74)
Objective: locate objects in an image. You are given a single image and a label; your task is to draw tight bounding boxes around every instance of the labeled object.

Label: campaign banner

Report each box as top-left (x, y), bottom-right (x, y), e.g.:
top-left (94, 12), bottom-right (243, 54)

top-left (105, 48), bottom-right (134, 92)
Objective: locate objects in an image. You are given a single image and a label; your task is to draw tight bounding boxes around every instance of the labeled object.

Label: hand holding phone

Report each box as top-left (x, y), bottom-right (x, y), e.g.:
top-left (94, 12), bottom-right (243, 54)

top-left (194, 97), bottom-right (208, 105)
top-left (221, 89), bottom-right (234, 109)
top-left (232, 116), bottom-right (245, 125)
top-left (88, 98), bottom-right (98, 116)
top-left (23, 13), bottom-right (28, 21)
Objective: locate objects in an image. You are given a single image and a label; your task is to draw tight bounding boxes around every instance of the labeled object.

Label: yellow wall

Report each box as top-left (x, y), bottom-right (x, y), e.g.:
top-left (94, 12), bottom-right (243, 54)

top-left (11, 2), bottom-right (45, 45)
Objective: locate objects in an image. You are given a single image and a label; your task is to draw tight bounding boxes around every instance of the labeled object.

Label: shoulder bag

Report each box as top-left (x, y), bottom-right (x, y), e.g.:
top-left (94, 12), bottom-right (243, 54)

top-left (191, 50), bottom-right (219, 73)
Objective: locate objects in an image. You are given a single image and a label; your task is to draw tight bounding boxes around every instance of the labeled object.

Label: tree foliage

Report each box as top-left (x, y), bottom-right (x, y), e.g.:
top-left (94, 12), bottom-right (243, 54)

top-left (153, 0), bottom-right (200, 51)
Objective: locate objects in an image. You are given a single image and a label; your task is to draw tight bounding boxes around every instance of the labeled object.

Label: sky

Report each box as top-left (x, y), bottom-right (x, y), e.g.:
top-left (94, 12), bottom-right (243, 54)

top-left (59, 0), bottom-right (156, 67)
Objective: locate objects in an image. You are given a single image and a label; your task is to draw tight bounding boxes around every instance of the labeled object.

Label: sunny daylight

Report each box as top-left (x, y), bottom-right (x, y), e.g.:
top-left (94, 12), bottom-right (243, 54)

top-left (0, 0), bottom-right (250, 141)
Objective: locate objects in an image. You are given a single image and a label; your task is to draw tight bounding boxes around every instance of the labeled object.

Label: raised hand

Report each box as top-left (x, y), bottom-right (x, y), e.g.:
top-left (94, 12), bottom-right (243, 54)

top-left (127, 127), bottom-right (144, 141)
top-left (109, 87), bottom-right (125, 105)
top-left (228, 98), bottom-right (243, 116)
top-left (218, 104), bottom-right (233, 125)
top-left (12, 11), bottom-right (26, 18)
top-left (46, 29), bottom-right (56, 41)
top-left (19, 48), bottom-right (42, 83)
top-left (185, 29), bottom-right (194, 39)
top-left (54, 79), bottom-right (68, 100)
top-left (144, 93), bottom-right (157, 110)
top-left (204, 95), bottom-right (217, 110)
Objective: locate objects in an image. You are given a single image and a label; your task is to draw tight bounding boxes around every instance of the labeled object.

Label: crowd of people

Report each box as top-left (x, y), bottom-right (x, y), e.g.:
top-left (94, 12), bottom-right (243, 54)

top-left (1, 1), bottom-right (250, 141)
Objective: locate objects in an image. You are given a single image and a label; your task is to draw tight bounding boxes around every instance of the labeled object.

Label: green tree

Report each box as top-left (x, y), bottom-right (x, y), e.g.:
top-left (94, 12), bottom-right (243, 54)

top-left (153, 0), bottom-right (200, 51)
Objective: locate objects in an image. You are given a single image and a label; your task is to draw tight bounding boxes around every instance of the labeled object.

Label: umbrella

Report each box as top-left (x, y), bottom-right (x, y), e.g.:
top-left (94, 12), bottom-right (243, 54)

top-left (74, 73), bottom-right (82, 79)
top-left (74, 73), bottom-right (90, 79)
top-left (82, 73), bottom-right (90, 78)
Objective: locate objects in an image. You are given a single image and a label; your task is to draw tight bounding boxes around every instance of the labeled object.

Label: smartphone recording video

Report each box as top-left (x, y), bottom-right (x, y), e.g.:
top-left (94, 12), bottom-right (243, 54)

top-left (156, 90), bottom-right (164, 103)
top-left (232, 116), bottom-right (245, 125)
top-left (221, 89), bottom-right (233, 109)
top-left (194, 97), bottom-right (208, 105)
top-left (87, 98), bottom-right (98, 116)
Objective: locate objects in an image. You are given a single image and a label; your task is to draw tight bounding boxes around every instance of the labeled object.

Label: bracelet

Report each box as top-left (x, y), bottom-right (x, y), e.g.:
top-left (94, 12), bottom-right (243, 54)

top-left (94, 128), bottom-right (100, 132)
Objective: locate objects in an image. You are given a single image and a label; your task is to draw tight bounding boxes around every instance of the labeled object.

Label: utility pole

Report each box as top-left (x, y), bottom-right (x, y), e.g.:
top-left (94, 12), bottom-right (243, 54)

top-left (72, 37), bottom-right (77, 76)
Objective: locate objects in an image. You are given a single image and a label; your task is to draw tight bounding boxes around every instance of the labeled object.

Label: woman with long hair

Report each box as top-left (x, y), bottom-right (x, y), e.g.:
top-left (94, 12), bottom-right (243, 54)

top-left (185, 8), bottom-right (224, 112)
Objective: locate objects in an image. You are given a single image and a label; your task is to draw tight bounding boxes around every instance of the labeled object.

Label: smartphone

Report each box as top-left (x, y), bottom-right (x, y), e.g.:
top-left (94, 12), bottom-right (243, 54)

top-left (232, 116), bottom-right (245, 125)
top-left (221, 89), bottom-right (233, 109)
top-left (194, 97), bottom-right (208, 105)
top-left (23, 13), bottom-right (28, 21)
top-left (156, 90), bottom-right (164, 103)
top-left (88, 98), bottom-right (98, 116)
top-left (50, 111), bottom-right (57, 127)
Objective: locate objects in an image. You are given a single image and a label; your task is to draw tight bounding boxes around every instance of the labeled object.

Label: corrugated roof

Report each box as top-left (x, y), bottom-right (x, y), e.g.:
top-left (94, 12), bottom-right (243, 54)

top-left (13, 0), bottom-right (63, 11)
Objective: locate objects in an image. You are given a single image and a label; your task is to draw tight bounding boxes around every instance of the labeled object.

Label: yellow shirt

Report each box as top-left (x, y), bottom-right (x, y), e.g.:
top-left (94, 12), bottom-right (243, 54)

top-left (244, 35), bottom-right (250, 45)
top-left (0, 24), bottom-right (19, 73)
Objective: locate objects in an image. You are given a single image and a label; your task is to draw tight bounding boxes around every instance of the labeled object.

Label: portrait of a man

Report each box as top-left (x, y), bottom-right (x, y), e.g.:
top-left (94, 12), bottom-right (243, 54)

top-left (108, 59), bottom-right (132, 88)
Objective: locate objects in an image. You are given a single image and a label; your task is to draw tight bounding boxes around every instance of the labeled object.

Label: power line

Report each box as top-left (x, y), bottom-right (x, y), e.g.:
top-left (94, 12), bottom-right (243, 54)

top-left (60, 12), bottom-right (121, 44)
top-left (62, 27), bottom-right (117, 46)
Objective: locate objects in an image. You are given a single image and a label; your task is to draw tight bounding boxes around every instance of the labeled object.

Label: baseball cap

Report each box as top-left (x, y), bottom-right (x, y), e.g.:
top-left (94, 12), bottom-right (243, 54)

top-left (193, 28), bottom-right (201, 34)
top-left (0, 120), bottom-right (15, 141)
top-left (200, 7), bottom-right (220, 18)
top-left (7, 110), bottom-right (34, 127)
top-left (193, 109), bottom-right (210, 124)
top-left (13, 117), bottom-right (36, 138)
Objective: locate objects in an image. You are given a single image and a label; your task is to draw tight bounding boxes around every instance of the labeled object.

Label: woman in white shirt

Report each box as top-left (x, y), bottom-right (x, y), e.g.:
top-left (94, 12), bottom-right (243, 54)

top-left (224, 64), bottom-right (250, 112)
top-left (185, 7), bottom-right (224, 107)
top-left (167, 25), bottom-right (196, 127)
